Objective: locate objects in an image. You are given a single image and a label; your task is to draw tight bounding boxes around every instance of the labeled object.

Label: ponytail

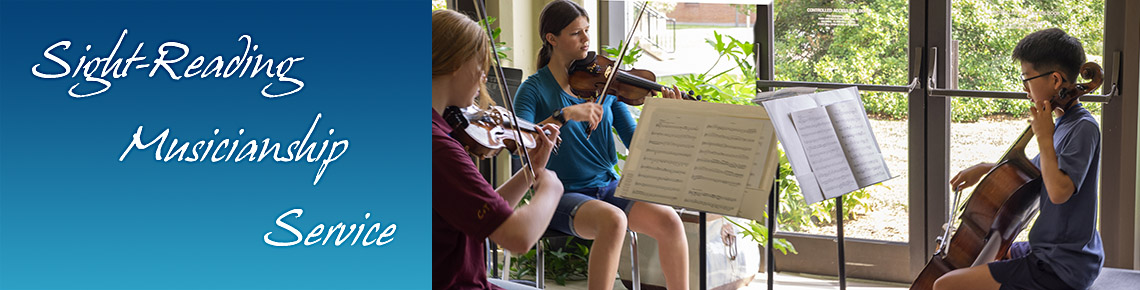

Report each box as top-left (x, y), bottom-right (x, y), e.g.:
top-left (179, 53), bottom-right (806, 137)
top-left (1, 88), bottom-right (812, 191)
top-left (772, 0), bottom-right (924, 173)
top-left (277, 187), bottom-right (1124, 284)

top-left (536, 42), bottom-right (553, 69)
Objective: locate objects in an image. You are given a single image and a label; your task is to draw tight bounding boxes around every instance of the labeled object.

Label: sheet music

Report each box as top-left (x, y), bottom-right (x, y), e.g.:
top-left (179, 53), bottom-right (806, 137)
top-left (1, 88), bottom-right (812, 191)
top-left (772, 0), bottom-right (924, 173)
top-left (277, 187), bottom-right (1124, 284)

top-left (617, 98), bottom-right (777, 219)
top-left (745, 121), bottom-right (776, 190)
top-left (632, 113), bottom-right (698, 204)
top-left (757, 87), bottom-right (892, 204)
top-left (688, 116), bottom-right (767, 212)
top-left (789, 107), bottom-right (859, 198)
top-left (755, 91), bottom-right (826, 204)
top-left (825, 99), bottom-right (892, 187)
top-left (739, 118), bottom-right (779, 220)
top-left (754, 87), bottom-right (817, 103)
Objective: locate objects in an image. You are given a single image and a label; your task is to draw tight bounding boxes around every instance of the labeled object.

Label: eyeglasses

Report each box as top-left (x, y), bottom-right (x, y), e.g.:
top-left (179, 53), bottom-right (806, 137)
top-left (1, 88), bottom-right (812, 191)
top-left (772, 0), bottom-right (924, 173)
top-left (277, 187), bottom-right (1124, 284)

top-left (1020, 71), bottom-right (1056, 90)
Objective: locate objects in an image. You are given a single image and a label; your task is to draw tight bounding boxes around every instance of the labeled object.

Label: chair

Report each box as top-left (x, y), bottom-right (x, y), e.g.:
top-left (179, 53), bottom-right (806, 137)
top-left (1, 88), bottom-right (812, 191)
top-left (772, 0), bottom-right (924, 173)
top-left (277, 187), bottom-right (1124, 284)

top-left (490, 230), bottom-right (641, 290)
top-left (478, 66), bottom-right (641, 288)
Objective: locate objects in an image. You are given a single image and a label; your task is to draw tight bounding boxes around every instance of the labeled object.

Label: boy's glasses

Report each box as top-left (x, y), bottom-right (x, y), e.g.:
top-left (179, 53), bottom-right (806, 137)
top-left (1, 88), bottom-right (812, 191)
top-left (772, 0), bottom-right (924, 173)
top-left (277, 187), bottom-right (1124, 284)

top-left (1021, 71), bottom-right (1055, 90)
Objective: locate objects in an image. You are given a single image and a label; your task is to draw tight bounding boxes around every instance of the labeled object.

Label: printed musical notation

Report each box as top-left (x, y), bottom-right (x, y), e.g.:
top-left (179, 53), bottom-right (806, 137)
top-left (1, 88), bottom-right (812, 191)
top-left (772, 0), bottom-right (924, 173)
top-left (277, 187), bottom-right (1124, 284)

top-left (616, 98), bottom-right (778, 220)
top-left (758, 87), bottom-right (892, 204)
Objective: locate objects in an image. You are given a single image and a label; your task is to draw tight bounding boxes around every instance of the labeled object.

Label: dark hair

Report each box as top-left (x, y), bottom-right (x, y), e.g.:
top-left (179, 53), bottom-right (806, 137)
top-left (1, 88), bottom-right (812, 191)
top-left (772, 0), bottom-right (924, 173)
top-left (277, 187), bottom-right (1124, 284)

top-left (537, 0), bottom-right (588, 69)
top-left (1012, 28), bottom-right (1086, 83)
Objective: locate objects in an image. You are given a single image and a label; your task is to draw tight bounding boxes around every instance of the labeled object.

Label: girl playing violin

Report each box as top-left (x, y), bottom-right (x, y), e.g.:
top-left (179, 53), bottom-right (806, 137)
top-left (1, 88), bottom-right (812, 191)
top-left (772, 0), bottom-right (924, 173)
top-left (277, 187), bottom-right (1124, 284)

top-left (432, 9), bottom-right (563, 290)
top-left (513, 1), bottom-right (689, 289)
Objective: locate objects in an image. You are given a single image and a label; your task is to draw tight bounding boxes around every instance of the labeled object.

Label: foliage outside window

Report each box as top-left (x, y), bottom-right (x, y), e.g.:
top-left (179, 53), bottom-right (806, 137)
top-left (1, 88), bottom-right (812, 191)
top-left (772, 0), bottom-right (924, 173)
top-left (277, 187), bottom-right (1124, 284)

top-left (668, 32), bottom-right (872, 246)
top-left (951, 0), bottom-right (1104, 119)
top-left (774, 0), bottom-right (1104, 121)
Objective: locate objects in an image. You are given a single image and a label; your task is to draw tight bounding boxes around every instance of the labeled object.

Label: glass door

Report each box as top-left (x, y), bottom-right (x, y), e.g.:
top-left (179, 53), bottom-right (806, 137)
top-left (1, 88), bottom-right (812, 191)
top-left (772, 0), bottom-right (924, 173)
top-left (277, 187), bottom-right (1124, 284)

top-left (947, 0), bottom-right (1106, 244)
top-left (757, 0), bottom-right (916, 283)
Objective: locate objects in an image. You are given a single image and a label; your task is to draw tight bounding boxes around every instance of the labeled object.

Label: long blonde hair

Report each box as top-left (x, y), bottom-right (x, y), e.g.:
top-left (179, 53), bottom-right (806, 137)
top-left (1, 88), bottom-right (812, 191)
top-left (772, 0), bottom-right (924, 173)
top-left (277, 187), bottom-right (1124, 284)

top-left (432, 9), bottom-right (494, 107)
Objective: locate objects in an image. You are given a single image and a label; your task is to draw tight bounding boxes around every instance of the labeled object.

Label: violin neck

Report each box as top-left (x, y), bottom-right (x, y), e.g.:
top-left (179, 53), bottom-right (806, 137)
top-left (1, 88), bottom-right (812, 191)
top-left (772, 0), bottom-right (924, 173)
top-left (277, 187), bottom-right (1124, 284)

top-left (616, 70), bottom-right (663, 91)
top-left (614, 70), bottom-right (699, 101)
top-left (513, 118), bottom-right (541, 133)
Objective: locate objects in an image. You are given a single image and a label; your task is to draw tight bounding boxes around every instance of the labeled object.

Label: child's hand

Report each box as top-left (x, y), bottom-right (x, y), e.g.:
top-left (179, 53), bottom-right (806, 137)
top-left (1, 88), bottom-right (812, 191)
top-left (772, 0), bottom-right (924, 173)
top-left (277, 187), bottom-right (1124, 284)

top-left (529, 123), bottom-right (561, 170)
top-left (1029, 99), bottom-right (1055, 141)
top-left (950, 163), bottom-right (995, 191)
top-left (660, 85), bottom-right (682, 99)
top-left (563, 103), bottom-right (604, 131)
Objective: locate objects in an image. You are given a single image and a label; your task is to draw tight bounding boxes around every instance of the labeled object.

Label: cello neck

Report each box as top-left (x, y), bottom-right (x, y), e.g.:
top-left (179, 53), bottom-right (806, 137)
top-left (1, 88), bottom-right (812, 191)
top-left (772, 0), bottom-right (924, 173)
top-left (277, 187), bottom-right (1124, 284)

top-left (1000, 125), bottom-right (1035, 164)
top-left (999, 62), bottom-right (1103, 166)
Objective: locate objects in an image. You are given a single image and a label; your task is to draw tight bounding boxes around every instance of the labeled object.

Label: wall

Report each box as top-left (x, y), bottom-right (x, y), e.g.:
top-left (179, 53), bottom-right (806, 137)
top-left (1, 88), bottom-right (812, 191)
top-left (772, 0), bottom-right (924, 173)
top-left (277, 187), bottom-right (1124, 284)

top-left (668, 3), bottom-right (751, 26)
top-left (492, 0), bottom-right (599, 76)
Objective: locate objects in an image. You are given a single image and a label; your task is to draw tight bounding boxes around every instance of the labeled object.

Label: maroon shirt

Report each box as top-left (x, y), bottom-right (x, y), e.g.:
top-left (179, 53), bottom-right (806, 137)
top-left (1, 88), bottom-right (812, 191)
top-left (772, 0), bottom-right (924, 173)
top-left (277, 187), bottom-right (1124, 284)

top-left (433, 109), bottom-right (513, 290)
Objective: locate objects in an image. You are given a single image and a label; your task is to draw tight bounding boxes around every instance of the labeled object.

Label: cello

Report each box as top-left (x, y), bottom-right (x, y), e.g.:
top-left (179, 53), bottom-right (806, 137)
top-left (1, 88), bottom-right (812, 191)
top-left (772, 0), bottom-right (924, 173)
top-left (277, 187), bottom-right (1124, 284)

top-left (910, 62), bottom-right (1104, 289)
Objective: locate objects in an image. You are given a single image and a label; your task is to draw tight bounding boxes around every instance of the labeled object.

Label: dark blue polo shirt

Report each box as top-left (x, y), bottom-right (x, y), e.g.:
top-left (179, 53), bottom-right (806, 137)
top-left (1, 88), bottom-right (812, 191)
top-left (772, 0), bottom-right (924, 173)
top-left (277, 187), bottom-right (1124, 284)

top-left (1029, 103), bottom-right (1104, 289)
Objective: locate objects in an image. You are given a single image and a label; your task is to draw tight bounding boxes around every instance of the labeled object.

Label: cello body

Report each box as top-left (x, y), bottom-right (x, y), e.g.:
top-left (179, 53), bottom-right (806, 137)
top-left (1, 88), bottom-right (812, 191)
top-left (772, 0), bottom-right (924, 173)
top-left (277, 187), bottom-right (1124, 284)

top-left (910, 127), bottom-right (1041, 289)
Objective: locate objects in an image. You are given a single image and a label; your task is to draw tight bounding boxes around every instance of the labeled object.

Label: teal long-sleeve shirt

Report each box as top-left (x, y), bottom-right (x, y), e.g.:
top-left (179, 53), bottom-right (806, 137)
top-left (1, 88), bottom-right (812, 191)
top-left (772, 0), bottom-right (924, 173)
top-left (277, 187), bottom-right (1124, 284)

top-left (513, 66), bottom-right (637, 192)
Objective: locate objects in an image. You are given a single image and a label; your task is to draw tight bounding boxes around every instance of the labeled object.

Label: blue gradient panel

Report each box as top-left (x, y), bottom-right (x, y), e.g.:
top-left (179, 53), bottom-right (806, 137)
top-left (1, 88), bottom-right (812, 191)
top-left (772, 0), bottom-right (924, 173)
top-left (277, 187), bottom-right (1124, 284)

top-left (0, 0), bottom-right (428, 288)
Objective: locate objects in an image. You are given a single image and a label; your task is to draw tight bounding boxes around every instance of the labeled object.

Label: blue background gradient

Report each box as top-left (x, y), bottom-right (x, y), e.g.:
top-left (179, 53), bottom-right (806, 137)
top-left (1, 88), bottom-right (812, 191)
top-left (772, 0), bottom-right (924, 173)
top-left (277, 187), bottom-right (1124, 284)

top-left (0, 0), bottom-right (429, 288)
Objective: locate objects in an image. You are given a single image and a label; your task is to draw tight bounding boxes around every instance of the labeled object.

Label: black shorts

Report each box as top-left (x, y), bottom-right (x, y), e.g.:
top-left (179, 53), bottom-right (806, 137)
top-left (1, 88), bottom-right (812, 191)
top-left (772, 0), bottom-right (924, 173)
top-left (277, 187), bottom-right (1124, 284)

top-left (988, 242), bottom-right (1073, 290)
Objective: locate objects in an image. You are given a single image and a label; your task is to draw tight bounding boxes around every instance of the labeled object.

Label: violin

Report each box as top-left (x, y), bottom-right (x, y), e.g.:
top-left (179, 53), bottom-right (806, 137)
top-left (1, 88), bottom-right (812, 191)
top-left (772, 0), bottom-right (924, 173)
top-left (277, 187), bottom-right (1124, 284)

top-left (910, 62), bottom-right (1104, 289)
top-left (443, 105), bottom-right (560, 159)
top-left (460, 0), bottom-right (546, 183)
top-left (568, 51), bottom-right (701, 106)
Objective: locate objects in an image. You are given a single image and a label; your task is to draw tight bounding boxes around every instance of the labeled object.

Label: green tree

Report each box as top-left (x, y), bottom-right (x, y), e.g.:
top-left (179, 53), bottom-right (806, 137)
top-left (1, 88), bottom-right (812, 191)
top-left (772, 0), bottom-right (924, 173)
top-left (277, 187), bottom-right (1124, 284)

top-left (951, 0), bottom-right (1104, 118)
top-left (772, 0), bottom-right (1104, 121)
top-left (669, 30), bottom-right (871, 249)
top-left (774, 0), bottom-right (910, 118)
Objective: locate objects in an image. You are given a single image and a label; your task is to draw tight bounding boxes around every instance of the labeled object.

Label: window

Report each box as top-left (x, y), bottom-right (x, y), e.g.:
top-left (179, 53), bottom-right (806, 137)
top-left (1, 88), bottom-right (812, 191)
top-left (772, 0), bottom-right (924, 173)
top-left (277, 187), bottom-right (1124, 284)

top-left (772, 0), bottom-right (911, 242)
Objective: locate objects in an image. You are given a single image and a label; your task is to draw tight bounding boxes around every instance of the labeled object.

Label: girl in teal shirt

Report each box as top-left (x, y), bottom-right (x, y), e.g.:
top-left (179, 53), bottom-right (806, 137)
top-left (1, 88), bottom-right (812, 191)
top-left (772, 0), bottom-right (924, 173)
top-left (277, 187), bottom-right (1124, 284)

top-left (514, 1), bottom-right (689, 289)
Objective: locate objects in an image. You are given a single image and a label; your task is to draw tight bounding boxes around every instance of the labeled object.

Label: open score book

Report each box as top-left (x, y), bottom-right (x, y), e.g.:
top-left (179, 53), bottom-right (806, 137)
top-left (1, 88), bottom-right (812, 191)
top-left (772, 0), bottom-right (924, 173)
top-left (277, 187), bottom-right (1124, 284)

top-left (614, 97), bottom-right (779, 220)
top-left (757, 87), bottom-right (892, 205)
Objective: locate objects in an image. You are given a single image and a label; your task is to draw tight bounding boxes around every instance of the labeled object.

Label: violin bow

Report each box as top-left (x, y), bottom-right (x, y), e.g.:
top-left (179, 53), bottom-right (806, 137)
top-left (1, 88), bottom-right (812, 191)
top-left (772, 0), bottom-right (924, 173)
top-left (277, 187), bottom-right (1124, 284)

top-left (472, 0), bottom-right (539, 186)
top-left (586, 1), bottom-right (650, 138)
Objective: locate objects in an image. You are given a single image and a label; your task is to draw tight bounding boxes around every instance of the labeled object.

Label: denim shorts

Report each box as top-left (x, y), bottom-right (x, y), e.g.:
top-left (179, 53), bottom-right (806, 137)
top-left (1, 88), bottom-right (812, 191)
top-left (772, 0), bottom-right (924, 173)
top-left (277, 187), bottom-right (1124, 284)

top-left (988, 242), bottom-right (1072, 290)
top-left (547, 179), bottom-right (633, 238)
